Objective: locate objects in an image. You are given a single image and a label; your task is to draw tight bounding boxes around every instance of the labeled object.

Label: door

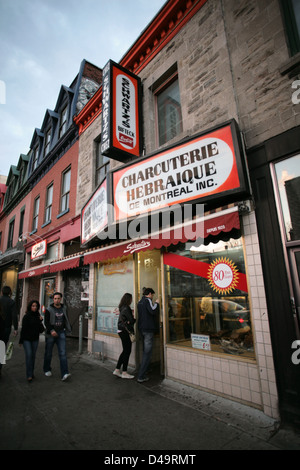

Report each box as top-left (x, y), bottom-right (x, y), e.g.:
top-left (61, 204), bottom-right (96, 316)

top-left (289, 248), bottom-right (300, 331)
top-left (63, 268), bottom-right (88, 337)
top-left (135, 249), bottom-right (164, 374)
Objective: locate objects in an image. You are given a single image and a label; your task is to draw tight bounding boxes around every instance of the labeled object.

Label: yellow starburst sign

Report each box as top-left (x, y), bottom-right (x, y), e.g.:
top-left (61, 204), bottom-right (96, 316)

top-left (207, 257), bottom-right (239, 294)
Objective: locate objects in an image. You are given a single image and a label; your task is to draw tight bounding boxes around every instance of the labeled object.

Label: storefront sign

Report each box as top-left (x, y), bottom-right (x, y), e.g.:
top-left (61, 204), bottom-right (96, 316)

top-left (191, 334), bottom-right (211, 351)
top-left (81, 180), bottom-right (108, 245)
top-left (112, 120), bottom-right (249, 221)
top-left (207, 257), bottom-right (239, 294)
top-left (101, 60), bottom-right (142, 162)
top-left (31, 240), bottom-right (47, 260)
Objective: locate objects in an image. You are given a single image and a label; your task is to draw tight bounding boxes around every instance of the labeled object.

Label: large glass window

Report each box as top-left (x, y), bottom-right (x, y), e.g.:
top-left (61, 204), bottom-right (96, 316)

top-left (155, 76), bottom-right (182, 146)
top-left (164, 237), bottom-right (254, 359)
top-left (95, 257), bottom-right (134, 333)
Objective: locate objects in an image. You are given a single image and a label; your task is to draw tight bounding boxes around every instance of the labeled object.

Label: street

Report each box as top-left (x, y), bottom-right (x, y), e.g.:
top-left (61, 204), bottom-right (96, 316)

top-left (1, 336), bottom-right (299, 454)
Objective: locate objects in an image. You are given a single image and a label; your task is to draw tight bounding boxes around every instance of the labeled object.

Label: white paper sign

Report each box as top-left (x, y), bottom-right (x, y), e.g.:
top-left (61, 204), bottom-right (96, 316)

top-left (191, 334), bottom-right (211, 351)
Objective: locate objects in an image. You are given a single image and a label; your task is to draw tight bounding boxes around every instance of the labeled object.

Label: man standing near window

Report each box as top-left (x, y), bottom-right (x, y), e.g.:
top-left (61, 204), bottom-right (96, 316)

top-left (43, 292), bottom-right (71, 381)
top-left (137, 288), bottom-right (159, 383)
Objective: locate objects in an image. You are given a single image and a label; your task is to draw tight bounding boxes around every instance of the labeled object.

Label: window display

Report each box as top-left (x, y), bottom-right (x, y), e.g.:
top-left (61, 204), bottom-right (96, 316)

top-left (95, 257), bottom-right (134, 334)
top-left (164, 237), bottom-right (254, 359)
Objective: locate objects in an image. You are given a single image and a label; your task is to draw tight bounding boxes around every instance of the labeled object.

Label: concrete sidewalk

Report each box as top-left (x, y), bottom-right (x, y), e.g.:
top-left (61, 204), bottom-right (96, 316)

top-left (1, 336), bottom-right (299, 452)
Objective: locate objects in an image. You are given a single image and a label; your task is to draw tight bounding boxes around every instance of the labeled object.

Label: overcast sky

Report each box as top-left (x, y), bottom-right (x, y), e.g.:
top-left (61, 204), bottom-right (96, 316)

top-left (0, 0), bottom-right (166, 178)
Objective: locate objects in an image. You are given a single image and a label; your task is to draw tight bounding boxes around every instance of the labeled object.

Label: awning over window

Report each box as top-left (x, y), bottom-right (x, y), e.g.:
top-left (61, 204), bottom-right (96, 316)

top-left (49, 255), bottom-right (81, 273)
top-left (83, 207), bottom-right (240, 265)
top-left (18, 264), bottom-right (50, 279)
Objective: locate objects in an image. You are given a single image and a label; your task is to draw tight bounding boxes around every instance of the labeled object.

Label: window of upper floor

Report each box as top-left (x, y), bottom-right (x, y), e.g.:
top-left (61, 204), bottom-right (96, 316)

top-left (281, 0), bottom-right (300, 56)
top-left (59, 106), bottom-right (68, 139)
top-left (32, 196), bottom-right (40, 232)
top-left (32, 145), bottom-right (39, 172)
top-left (44, 128), bottom-right (51, 157)
top-left (95, 139), bottom-right (110, 187)
top-left (7, 217), bottom-right (15, 249)
top-left (60, 166), bottom-right (71, 215)
top-left (154, 71), bottom-right (183, 147)
top-left (18, 207), bottom-right (25, 239)
top-left (44, 183), bottom-right (53, 225)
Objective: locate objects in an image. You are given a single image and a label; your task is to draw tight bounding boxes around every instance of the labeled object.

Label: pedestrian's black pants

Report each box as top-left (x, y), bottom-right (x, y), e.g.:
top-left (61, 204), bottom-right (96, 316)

top-left (117, 331), bottom-right (132, 371)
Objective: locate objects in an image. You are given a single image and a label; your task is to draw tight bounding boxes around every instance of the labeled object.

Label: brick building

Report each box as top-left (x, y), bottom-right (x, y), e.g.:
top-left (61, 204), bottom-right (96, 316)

top-left (74, 0), bottom-right (300, 426)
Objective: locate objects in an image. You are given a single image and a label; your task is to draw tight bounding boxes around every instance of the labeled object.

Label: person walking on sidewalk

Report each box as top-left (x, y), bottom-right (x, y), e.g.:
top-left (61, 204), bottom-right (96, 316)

top-left (0, 286), bottom-right (19, 375)
top-left (137, 288), bottom-right (159, 383)
top-left (43, 292), bottom-right (71, 381)
top-left (19, 300), bottom-right (45, 382)
top-left (113, 293), bottom-right (136, 379)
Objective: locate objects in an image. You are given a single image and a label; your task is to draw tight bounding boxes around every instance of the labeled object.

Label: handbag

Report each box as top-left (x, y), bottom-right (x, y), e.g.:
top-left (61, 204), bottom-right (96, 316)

top-left (123, 324), bottom-right (136, 343)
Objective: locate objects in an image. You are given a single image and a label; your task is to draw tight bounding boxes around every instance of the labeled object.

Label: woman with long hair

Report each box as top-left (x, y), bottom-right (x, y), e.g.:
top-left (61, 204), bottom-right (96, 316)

top-left (19, 300), bottom-right (45, 382)
top-left (113, 293), bottom-right (135, 379)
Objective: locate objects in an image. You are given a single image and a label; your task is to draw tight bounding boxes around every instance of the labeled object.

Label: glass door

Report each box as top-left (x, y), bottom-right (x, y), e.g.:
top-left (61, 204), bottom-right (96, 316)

top-left (135, 249), bottom-right (164, 374)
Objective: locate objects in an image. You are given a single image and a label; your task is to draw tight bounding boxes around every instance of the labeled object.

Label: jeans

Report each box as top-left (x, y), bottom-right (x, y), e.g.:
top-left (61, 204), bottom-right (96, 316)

top-left (23, 340), bottom-right (39, 379)
top-left (116, 331), bottom-right (132, 372)
top-left (138, 331), bottom-right (154, 380)
top-left (43, 331), bottom-right (69, 378)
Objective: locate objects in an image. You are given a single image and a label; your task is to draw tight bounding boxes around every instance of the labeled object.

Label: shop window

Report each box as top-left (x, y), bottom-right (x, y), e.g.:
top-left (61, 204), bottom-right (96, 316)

top-left (95, 140), bottom-right (110, 187)
top-left (44, 183), bottom-right (53, 224)
top-left (281, 0), bottom-right (300, 56)
top-left (95, 257), bottom-right (134, 334)
top-left (45, 243), bottom-right (58, 262)
top-left (60, 167), bottom-right (71, 213)
top-left (164, 237), bottom-right (254, 359)
top-left (32, 196), bottom-right (40, 232)
top-left (155, 74), bottom-right (182, 146)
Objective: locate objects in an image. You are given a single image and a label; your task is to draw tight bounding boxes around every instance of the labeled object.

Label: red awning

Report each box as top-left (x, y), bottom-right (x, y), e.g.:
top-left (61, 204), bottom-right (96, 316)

top-left (83, 207), bottom-right (240, 265)
top-left (49, 256), bottom-right (81, 273)
top-left (18, 264), bottom-right (50, 279)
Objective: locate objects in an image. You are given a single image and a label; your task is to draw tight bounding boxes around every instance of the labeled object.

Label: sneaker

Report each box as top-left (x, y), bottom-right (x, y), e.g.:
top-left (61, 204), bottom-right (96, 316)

top-left (113, 369), bottom-right (122, 377)
top-left (121, 372), bottom-right (134, 379)
top-left (137, 377), bottom-right (150, 383)
top-left (45, 371), bottom-right (52, 377)
top-left (61, 373), bottom-right (71, 381)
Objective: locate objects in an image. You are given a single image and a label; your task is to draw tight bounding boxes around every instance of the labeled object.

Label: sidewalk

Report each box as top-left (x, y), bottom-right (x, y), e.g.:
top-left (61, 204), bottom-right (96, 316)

top-left (1, 336), bottom-right (299, 452)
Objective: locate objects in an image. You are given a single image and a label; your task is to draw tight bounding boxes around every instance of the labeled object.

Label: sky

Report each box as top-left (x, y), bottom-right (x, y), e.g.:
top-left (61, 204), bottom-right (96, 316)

top-left (0, 0), bottom-right (166, 178)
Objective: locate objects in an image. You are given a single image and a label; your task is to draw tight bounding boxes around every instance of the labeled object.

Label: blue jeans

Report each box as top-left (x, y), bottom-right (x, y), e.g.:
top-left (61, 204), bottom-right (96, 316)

top-left (138, 331), bottom-right (154, 380)
top-left (23, 340), bottom-right (39, 379)
top-left (43, 331), bottom-right (69, 378)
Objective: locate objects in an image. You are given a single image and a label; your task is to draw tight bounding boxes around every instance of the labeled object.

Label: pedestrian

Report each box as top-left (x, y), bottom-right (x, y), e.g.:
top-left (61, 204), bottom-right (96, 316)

top-left (19, 300), bottom-right (45, 382)
top-left (43, 292), bottom-right (72, 381)
top-left (137, 287), bottom-right (159, 383)
top-left (0, 286), bottom-right (19, 374)
top-left (113, 293), bottom-right (136, 379)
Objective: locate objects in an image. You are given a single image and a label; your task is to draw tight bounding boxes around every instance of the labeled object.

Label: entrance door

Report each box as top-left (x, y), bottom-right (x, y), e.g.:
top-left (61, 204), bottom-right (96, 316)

top-left (289, 248), bottom-right (300, 332)
top-left (41, 278), bottom-right (56, 311)
top-left (135, 249), bottom-right (164, 374)
top-left (63, 268), bottom-right (88, 337)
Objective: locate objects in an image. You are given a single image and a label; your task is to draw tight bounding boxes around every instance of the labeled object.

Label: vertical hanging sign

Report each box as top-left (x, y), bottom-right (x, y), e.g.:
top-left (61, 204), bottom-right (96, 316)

top-left (100, 60), bottom-right (143, 162)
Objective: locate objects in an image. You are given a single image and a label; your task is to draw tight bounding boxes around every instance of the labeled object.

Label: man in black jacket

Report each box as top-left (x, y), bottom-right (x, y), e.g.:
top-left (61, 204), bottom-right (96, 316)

top-left (137, 288), bottom-right (159, 383)
top-left (0, 286), bottom-right (19, 374)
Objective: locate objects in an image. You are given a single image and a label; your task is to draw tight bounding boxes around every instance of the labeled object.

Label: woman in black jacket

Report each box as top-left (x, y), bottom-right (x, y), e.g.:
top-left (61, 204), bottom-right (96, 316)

top-left (19, 300), bottom-right (45, 382)
top-left (113, 293), bottom-right (135, 379)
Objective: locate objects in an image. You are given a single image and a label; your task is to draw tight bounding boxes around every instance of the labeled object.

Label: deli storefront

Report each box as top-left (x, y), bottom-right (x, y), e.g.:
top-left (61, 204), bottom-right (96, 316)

top-left (82, 120), bottom-right (279, 419)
